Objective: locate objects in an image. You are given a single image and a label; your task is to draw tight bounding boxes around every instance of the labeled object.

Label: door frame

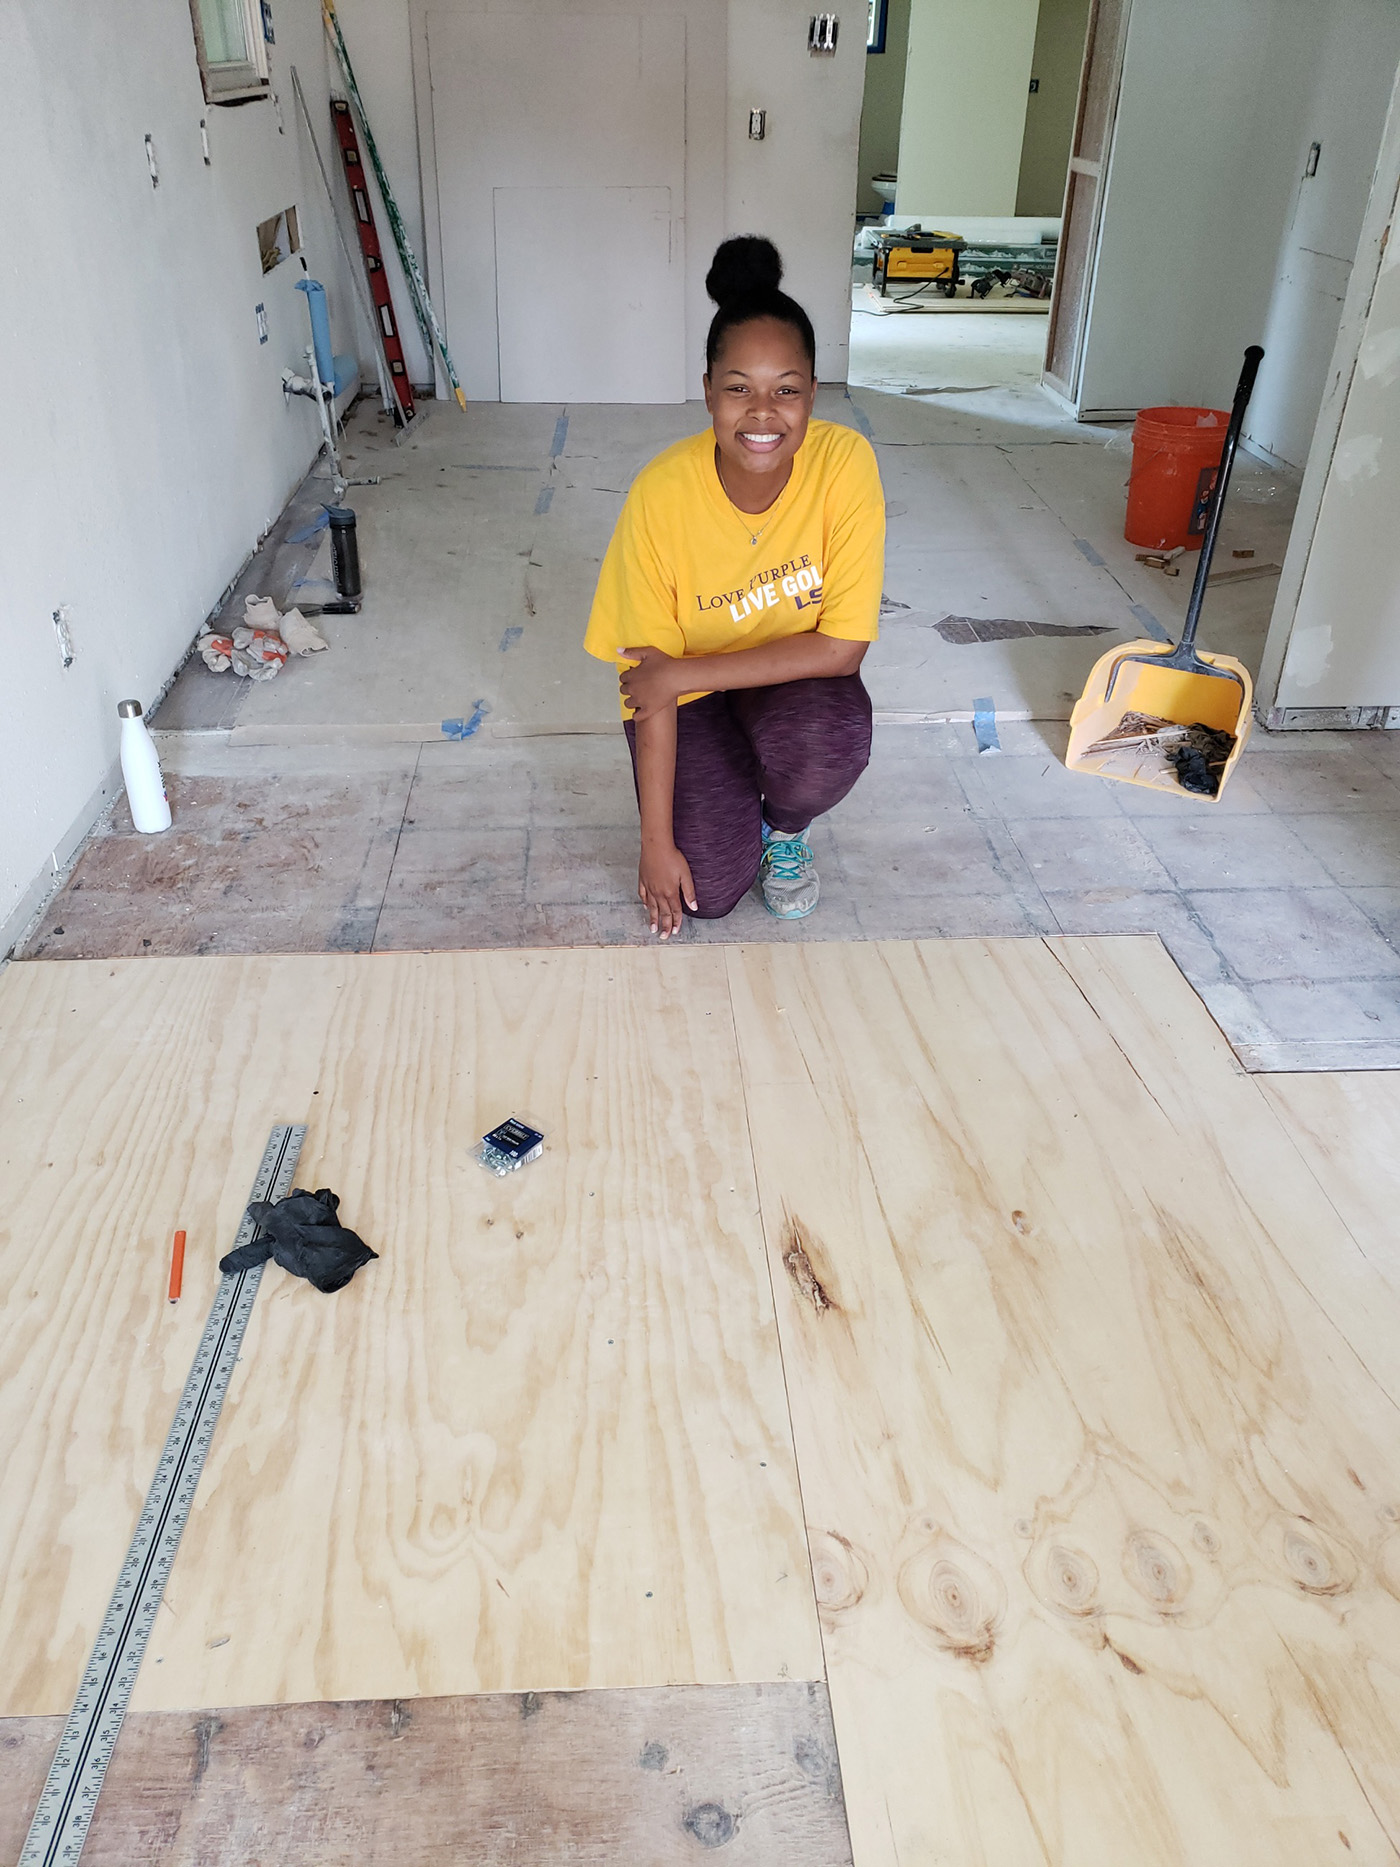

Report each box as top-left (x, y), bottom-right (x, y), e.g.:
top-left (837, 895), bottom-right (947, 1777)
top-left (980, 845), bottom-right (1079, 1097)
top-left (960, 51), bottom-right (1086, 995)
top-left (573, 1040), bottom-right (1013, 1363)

top-left (1042, 0), bottom-right (1132, 411)
top-left (1256, 55), bottom-right (1400, 723)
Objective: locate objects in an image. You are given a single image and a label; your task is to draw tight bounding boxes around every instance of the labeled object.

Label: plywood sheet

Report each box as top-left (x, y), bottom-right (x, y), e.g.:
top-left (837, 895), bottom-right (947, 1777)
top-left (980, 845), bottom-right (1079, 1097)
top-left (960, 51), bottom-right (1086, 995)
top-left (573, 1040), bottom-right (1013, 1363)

top-left (0, 1682), bottom-right (853, 1865)
top-left (0, 951), bottom-right (821, 1719)
top-left (727, 936), bottom-right (1400, 1867)
top-left (1258, 1071), bottom-right (1400, 1301)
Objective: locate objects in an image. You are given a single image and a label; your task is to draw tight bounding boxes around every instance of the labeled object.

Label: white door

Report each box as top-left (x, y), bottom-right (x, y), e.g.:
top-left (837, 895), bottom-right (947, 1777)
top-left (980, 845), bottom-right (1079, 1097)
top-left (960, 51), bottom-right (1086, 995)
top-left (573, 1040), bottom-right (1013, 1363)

top-left (495, 187), bottom-right (680, 403)
top-left (426, 9), bottom-right (688, 403)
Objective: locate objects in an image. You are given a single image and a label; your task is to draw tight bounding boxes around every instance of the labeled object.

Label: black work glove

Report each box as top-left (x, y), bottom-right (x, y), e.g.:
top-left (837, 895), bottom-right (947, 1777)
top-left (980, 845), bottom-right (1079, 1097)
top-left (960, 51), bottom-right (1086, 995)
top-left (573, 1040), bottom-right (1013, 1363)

top-left (220, 1186), bottom-right (377, 1293)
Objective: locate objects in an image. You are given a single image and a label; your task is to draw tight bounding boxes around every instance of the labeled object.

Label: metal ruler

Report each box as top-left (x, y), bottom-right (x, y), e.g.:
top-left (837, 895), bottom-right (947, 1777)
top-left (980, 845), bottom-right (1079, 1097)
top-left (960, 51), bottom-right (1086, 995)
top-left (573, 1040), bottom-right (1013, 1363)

top-left (19, 1123), bottom-right (307, 1867)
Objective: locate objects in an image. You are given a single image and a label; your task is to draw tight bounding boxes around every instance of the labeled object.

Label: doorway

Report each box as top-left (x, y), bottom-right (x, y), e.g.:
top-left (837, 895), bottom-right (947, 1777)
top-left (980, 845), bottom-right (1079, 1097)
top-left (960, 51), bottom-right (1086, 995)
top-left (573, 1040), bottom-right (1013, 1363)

top-left (851, 0), bottom-right (1091, 405)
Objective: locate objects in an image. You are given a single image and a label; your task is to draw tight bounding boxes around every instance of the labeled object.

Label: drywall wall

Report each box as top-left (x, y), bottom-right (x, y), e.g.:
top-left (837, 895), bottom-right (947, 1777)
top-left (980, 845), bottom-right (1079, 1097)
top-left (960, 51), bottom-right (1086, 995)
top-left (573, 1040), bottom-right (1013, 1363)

top-left (726, 0), bottom-right (869, 382)
top-left (413, 0), bottom-right (722, 402)
top-left (1076, 0), bottom-right (1400, 434)
top-left (1246, 0), bottom-right (1400, 466)
top-left (1266, 67), bottom-right (1400, 712)
top-left (1015, 0), bottom-right (1091, 216)
top-left (856, 0), bottom-right (913, 216)
top-left (0, 0), bottom-right (361, 949)
top-left (895, 0), bottom-right (1040, 216)
top-left (406, 0), bottom-right (865, 391)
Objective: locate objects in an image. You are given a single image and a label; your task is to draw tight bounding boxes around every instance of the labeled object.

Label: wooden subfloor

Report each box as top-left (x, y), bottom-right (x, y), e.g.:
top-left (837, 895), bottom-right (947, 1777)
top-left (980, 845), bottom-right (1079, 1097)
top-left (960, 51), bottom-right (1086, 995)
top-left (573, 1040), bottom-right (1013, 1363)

top-left (2, 939), bottom-right (1399, 1863)
top-left (0, 1683), bottom-right (852, 1865)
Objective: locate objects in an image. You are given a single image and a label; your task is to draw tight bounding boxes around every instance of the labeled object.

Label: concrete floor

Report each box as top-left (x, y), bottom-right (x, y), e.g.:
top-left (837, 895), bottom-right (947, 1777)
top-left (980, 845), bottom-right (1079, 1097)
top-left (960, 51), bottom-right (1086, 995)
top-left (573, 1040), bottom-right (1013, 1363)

top-left (19, 370), bottom-right (1400, 1071)
top-left (849, 292), bottom-right (1052, 402)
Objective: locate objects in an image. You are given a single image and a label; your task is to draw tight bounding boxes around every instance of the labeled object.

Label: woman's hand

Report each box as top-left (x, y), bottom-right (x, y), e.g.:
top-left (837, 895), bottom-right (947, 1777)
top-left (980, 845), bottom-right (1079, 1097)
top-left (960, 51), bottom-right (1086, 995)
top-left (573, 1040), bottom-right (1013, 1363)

top-left (638, 837), bottom-right (697, 939)
top-left (619, 645), bottom-right (681, 721)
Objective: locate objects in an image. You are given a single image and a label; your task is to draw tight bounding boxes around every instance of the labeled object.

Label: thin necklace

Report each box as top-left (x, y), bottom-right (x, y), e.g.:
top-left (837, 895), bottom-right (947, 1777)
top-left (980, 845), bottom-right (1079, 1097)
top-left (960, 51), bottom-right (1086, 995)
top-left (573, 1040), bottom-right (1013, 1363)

top-left (715, 446), bottom-right (788, 547)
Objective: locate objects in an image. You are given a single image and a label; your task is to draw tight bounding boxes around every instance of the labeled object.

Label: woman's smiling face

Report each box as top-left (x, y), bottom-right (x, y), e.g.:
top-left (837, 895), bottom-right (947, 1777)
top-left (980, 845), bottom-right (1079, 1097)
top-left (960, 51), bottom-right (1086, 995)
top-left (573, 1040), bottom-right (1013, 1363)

top-left (704, 317), bottom-right (817, 495)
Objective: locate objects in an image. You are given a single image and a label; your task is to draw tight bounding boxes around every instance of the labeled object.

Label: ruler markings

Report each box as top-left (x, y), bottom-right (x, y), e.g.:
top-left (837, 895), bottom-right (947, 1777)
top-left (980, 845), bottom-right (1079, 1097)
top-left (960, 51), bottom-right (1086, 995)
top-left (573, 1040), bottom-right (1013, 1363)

top-left (18, 1123), bottom-right (307, 1867)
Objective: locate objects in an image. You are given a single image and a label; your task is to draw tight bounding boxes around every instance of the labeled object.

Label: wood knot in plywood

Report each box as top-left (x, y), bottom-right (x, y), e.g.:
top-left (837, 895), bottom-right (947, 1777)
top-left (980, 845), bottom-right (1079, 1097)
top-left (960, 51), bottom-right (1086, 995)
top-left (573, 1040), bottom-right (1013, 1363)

top-left (1028, 1541), bottom-right (1100, 1618)
top-left (808, 1528), bottom-right (869, 1616)
top-left (1122, 1530), bottom-right (1191, 1611)
top-left (898, 1530), bottom-right (1006, 1665)
top-left (782, 1215), bottom-right (834, 1314)
top-left (683, 1802), bottom-right (738, 1847)
top-left (1277, 1516), bottom-right (1354, 1595)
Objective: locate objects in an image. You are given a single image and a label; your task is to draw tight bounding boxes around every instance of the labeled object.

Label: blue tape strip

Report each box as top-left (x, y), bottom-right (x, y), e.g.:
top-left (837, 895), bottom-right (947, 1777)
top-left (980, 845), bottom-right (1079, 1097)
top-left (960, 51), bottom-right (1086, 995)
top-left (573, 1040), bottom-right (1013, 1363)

top-left (1129, 603), bottom-right (1172, 643)
top-left (1073, 538), bottom-right (1106, 567)
top-left (441, 699), bottom-right (490, 740)
top-left (843, 386), bottom-right (875, 441)
top-left (550, 412), bottom-right (569, 457)
top-left (534, 485), bottom-right (554, 516)
top-left (499, 625), bottom-right (523, 652)
top-left (972, 697), bottom-right (1001, 755)
top-left (287, 510), bottom-right (330, 545)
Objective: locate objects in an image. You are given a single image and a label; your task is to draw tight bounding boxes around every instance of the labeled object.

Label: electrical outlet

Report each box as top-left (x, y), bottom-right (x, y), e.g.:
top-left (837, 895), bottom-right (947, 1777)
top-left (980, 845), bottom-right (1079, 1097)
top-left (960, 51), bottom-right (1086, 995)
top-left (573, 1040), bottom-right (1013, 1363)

top-left (144, 133), bottom-right (159, 188)
top-left (1305, 141), bottom-right (1321, 177)
top-left (749, 108), bottom-right (767, 140)
top-left (1028, 76), bottom-right (1040, 92)
top-left (255, 302), bottom-right (268, 344)
top-left (52, 605), bottom-right (74, 669)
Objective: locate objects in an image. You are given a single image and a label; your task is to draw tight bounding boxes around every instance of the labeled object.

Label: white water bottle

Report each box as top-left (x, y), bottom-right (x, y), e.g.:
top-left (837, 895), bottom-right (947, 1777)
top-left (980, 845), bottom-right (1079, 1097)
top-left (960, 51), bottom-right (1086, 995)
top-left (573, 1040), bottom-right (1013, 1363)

top-left (117, 699), bottom-right (172, 833)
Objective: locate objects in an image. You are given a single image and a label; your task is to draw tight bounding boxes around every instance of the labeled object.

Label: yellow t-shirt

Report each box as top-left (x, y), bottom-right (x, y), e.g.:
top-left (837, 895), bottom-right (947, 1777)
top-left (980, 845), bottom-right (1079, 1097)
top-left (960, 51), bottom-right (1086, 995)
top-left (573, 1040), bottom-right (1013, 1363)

top-left (584, 418), bottom-right (884, 713)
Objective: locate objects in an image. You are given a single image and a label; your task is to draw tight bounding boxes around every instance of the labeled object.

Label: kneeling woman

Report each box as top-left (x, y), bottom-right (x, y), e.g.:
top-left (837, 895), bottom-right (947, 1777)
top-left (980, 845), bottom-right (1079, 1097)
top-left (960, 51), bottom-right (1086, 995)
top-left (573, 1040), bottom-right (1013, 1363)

top-left (584, 236), bottom-right (885, 937)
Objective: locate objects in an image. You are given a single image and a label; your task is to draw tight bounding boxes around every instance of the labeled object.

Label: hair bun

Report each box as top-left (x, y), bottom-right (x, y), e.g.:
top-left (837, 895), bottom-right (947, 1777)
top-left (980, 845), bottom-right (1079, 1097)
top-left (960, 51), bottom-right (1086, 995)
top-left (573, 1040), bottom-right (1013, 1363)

top-left (705, 235), bottom-right (783, 306)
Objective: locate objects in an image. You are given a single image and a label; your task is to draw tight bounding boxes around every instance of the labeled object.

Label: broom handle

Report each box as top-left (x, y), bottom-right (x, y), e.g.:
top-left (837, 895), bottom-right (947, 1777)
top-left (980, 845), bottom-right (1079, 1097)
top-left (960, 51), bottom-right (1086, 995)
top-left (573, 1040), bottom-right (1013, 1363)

top-left (1178, 345), bottom-right (1264, 656)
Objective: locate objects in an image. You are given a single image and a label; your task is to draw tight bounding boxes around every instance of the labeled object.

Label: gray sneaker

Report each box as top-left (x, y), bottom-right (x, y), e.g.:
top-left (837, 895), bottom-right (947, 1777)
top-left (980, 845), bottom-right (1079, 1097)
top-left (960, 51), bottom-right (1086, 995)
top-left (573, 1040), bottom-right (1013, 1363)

top-left (760, 831), bottom-right (820, 919)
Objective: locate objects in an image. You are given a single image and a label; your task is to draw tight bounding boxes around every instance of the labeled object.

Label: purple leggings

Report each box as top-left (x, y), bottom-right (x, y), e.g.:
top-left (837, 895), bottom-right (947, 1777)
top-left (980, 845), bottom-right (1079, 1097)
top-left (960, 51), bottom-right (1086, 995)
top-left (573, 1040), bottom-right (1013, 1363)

top-left (624, 674), bottom-right (872, 919)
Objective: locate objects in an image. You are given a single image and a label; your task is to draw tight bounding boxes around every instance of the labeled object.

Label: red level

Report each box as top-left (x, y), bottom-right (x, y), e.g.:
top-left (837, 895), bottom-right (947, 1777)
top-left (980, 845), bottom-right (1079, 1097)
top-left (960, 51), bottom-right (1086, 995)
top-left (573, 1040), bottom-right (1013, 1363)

top-left (330, 96), bottom-right (415, 424)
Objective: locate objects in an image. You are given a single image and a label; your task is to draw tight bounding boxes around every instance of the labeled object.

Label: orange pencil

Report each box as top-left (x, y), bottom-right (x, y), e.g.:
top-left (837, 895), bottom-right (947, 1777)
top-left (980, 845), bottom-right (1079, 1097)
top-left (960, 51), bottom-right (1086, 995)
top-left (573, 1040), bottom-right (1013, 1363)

top-left (168, 1230), bottom-right (186, 1304)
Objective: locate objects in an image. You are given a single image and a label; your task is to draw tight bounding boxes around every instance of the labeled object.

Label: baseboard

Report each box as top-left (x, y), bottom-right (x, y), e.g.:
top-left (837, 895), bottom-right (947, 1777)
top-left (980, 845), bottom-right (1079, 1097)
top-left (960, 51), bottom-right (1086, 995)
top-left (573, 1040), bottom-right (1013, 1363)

top-left (0, 762), bottom-right (121, 961)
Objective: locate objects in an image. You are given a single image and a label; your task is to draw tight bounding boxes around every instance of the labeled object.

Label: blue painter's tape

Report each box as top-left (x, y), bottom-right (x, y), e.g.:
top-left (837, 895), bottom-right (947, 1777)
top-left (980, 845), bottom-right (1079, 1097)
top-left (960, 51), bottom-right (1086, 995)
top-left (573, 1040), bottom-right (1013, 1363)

top-left (499, 625), bottom-right (523, 652)
top-left (441, 698), bottom-right (490, 741)
top-left (1073, 538), bottom-right (1106, 567)
top-left (972, 697), bottom-right (1001, 755)
top-left (1128, 603), bottom-right (1172, 643)
top-left (843, 386), bottom-right (875, 441)
top-left (287, 510), bottom-right (330, 545)
top-left (550, 412), bottom-right (569, 457)
top-left (534, 485), bottom-right (554, 516)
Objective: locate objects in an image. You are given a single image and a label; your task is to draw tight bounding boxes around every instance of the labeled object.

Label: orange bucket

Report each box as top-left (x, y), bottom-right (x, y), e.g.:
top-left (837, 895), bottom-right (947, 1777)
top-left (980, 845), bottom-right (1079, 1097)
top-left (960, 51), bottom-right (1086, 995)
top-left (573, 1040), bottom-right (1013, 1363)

top-left (1125, 405), bottom-right (1227, 551)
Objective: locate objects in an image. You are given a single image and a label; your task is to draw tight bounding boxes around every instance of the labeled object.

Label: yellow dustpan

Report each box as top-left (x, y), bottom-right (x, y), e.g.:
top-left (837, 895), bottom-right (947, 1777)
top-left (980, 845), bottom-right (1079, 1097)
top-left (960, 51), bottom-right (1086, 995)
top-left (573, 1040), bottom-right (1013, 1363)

top-left (1066, 347), bottom-right (1262, 801)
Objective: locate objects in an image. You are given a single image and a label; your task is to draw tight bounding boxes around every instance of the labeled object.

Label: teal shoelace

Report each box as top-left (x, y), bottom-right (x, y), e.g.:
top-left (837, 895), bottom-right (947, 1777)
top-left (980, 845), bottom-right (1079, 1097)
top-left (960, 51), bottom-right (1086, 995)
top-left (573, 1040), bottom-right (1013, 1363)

top-left (762, 837), bottom-right (813, 879)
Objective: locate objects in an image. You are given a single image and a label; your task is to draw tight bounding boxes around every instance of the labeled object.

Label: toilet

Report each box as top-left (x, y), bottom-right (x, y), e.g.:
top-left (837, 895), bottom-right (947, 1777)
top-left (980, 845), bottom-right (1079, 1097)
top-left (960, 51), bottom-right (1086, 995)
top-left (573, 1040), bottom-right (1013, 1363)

top-left (871, 173), bottom-right (897, 216)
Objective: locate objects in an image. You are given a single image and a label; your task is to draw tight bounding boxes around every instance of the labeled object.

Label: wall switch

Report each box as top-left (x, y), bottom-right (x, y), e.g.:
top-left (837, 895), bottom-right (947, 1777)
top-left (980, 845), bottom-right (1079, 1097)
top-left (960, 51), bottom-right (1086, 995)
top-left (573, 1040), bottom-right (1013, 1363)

top-left (808, 14), bottom-right (838, 54)
top-left (749, 108), bottom-right (767, 140)
top-left (255, 302), bottom-right (268, 344)
top-left (1305, 141), bottom-right (1321, 177)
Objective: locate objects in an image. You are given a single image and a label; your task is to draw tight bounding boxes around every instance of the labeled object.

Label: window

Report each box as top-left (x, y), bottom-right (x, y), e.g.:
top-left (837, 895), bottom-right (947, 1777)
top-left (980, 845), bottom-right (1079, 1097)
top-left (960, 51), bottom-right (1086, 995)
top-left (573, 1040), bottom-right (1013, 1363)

top-left (188, 0), bottom-right (270, 104)
top-left (866, 0), bottom-right (889, 53)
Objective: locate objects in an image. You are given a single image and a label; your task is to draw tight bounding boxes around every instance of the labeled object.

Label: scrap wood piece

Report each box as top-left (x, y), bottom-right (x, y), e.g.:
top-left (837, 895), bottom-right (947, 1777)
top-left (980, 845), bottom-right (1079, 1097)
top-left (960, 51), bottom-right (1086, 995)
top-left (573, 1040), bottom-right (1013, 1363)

top-left (1207, 560), bottom-right (1281, 585)
top-left (1082, 711), bottom-right (1186, 756)
top-left (0, 1684), bottom-right (851, 1866)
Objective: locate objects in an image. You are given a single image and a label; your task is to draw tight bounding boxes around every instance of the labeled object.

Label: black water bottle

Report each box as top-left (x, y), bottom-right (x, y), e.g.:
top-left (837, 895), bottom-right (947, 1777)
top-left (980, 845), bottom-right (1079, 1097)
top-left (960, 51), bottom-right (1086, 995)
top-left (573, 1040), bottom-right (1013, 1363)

top-left (326, 506), bottom-right (362, 602)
